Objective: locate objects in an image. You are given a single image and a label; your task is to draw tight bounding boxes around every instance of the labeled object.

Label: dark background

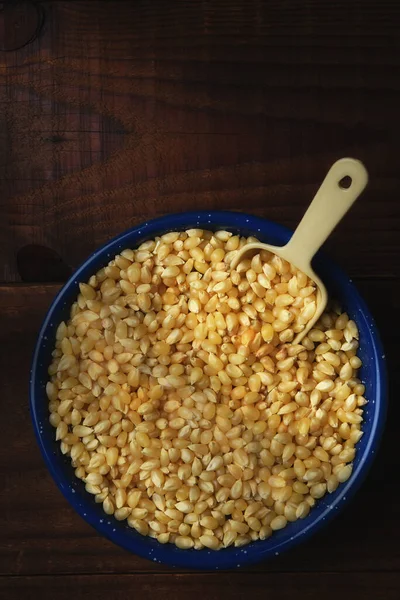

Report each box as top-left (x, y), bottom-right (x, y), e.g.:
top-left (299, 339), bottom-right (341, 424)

top-left (0, 1), bottom-right (399, 598)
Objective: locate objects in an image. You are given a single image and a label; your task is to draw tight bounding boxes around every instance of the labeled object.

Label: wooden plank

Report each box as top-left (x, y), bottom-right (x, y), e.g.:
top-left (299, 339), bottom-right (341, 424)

top-left (1, 572), bottom-right (400, 600)
top-left (1, 1), bottom-right (400, 281)
top-left (0, 280), bottom-right (398, 575)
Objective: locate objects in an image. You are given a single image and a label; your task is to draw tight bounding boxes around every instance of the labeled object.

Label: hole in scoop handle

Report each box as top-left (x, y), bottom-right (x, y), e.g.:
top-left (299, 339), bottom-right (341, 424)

top-left (284, 158), bottom-right (368, 271)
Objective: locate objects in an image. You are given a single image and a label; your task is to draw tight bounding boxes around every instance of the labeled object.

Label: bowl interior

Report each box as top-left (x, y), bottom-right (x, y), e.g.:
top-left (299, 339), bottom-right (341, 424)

top-left (30, 210), bottom-right (386, 569)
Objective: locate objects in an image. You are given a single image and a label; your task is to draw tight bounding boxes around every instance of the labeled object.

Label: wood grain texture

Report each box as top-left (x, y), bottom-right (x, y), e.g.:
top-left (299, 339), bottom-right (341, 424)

top-left (1, 1), bottom-right (399, 281)
top-left (1, 1), bottom-right (399, 597)
top-left (1, 572), bottom-right (400, 600)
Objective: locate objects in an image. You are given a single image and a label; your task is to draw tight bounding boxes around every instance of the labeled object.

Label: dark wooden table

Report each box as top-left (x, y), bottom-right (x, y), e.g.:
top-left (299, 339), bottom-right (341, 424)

top-left (1, 1), bottom-right (399, 598)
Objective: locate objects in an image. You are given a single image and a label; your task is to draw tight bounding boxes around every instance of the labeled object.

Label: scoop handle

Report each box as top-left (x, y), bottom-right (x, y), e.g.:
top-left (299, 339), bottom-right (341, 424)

top-left (283, 158), bottom-right (368, 272)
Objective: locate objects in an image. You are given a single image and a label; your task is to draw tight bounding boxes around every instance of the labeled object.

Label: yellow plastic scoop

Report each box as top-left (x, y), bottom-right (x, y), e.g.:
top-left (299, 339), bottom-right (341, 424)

top-left (231, 158), bottom-right (369, 344)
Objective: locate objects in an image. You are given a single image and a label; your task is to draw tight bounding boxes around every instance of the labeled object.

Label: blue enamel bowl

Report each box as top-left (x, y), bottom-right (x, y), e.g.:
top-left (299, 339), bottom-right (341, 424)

top-left (30, 210), bottom-right (387, 569)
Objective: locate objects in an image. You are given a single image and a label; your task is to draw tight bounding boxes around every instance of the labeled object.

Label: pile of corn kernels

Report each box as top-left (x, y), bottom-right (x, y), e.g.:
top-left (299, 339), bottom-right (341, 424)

top-left (47, 229), bottom-right (366, 550)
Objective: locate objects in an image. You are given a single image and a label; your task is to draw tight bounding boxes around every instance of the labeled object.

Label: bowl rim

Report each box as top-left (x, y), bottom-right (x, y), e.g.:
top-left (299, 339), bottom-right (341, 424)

top-left (30, 210), bottom-right (387, 569)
